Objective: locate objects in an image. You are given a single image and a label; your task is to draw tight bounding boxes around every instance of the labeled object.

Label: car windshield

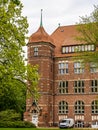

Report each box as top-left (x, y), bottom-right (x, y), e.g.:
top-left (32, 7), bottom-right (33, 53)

top-left (61, 120), bottom-right (70, 123)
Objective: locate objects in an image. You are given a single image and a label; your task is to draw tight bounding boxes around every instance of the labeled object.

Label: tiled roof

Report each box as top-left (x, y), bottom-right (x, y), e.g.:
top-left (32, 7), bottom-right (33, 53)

top-left (51, 25), bottom-right (84, 57)
top-left (28, 24), bottom-right (86, 58)
top-left (29, 26), bottom-right (54, 45)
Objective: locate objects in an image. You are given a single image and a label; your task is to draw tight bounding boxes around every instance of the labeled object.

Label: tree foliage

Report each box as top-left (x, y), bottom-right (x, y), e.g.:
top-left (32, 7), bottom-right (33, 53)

top-left (76, 5), bottom-right (98, 63)
top-left (26, 64), bottom-right (40, 100)
top-left (0, 0), bottom-right (39, 113)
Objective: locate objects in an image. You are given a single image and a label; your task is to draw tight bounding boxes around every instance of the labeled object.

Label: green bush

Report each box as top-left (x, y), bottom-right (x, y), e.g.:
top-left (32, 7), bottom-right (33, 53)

top-left (0, 121), bottom-right (36, 128)
top-left (0, 109), bottom-right (36, 128)
top-left (0, 109), bottom-right (21, 121)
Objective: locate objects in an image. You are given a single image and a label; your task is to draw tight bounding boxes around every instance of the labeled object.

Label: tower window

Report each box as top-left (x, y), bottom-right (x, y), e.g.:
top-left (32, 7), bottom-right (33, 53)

top-left (34, 47), bottom-right (38, 56)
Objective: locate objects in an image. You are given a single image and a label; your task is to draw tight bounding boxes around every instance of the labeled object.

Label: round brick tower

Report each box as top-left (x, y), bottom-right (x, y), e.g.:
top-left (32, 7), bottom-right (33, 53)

top-left (24, 10), bottom-right (55, 127)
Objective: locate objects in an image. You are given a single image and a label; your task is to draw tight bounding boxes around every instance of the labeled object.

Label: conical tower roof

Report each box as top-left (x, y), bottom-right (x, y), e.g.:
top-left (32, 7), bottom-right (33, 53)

top-left (29, 26), bottom-right (54, 43)
top-left (28, 10), bottom-right (54, 44)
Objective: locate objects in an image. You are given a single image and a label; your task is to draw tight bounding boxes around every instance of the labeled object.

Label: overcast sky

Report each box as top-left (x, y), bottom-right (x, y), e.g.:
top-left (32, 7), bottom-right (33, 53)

top-left (21, 0), bottom-right (98, 36)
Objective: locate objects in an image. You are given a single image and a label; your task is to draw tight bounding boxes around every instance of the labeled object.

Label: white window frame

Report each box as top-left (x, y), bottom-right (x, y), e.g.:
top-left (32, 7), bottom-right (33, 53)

top-left (58, 101), bottom-right (68, 114)
top-left (91, 80), bottom-right (98, 93)
top-left (91, 100), bottom-right (98, 114)
top-left (59, 62), bottom-right (68, 74)
top-left (74, 80), bottom-right (84, 93)
top-left (90, 62), bottom-right (98, 73)
top-left (75, 100), bottom-right (84, 114)
top-left (74, 62), bottom-right (84, 74)
top-left (59, 81), bottom-right (68, 94)
top-left (34, 47), bottom-right (38, 56)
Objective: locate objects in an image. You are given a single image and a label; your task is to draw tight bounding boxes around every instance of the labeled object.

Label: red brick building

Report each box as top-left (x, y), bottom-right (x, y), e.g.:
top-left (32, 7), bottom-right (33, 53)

top-left (24, 12), bottom-right (98, 127)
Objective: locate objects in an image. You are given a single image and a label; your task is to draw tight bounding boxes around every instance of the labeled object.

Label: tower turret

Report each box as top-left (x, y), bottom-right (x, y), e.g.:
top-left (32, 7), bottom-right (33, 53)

top-left (24, 10), bottom-right (55, 127)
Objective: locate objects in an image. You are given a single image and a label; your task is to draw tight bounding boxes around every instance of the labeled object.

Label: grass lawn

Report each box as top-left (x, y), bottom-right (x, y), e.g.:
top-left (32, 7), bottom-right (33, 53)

top-left (0, 128), bottom-right (96, 130)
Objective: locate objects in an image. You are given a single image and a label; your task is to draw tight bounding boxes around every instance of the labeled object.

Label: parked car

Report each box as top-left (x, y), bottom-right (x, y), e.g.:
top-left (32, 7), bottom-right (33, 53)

top-left (91, 121), bottom-right (98, 128)
top-left (59, 118), bottom-right (74, 128)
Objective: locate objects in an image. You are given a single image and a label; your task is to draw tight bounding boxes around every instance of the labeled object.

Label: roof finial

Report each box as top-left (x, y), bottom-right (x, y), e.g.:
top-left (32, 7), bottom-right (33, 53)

top-left (58, 23), bottom-right (60, 27)
top-left (40, 9), bottom-right (43, 27)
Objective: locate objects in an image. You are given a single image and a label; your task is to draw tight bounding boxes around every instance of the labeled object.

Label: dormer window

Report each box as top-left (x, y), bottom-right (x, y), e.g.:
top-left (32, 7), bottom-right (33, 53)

top-left (62, 44), bottom-right (95, 54)
top-left (34, 47), bottom-right (38, 56)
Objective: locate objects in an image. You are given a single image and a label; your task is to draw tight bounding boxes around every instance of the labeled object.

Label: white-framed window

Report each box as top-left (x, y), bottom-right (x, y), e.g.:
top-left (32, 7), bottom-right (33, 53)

top-left (69, 46), bottom-right (71, 53)
top-left (74, 80), bottom-right (84, 93)
top-left (59, 81), bottom-right (68, 94)
top-left (62, 47), bottom-right (66, 53)
top-left (91, 100), bottom-right (98, 114)
top-left (58, 101), bottom-right (68, 114)
top-left (85, 45), bottom-right (88, 51)
top-left (91, 80), bottom-right (98, 93)
top-left (78, 46), bottom-right (81, 51)
top-left (58, 62), bottom-right (68, 74)
top-left (90, 62), bottom-right (98, 73)
top-left (65, 47), bottom-right (68, 53)
top-left (74, 62), bottom-right (84, 74)
top-left (81, 45), bottom-right (85, 51)
top-left (75, 100), bottom-right (84, 114)
top-left (62, 44), bottom-right (95, 54)
top-left (88, 45), bottom-right (91, 51)
top-left (72, 46), bottom-right (75, 52)
top-left (91, 45), bottom-right (95, 51)
top-left (34, 47), bottom-right (38, 56)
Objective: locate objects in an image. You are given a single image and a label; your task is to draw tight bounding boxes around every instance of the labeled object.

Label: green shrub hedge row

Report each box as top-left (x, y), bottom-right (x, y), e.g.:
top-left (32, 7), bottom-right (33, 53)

top-left (0, 121), bottom-right (36, 128)
top-left (0, 109), bottom-right (21, 121)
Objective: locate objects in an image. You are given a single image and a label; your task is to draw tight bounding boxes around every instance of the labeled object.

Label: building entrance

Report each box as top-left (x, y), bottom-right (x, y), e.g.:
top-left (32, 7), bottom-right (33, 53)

top-left (32, 114), bottom-right (38, 127)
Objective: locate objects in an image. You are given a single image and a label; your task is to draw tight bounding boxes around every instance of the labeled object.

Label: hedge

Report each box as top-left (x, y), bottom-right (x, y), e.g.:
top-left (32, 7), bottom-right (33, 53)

top-left (0, 121), bottom-right (36, 128)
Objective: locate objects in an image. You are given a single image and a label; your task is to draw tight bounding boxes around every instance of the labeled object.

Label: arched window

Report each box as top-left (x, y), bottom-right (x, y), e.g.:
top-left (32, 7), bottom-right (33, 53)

top-left (91, 100), bottom-right (98, 114)
top-left (75, 100), bottom-right (84, 114)
top-left (58, 101), bottom-right (68, 114)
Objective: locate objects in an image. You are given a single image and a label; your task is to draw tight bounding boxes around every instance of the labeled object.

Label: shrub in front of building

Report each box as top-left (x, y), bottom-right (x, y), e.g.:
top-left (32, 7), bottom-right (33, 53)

top-left (0, 109), bottom-right (36, 128)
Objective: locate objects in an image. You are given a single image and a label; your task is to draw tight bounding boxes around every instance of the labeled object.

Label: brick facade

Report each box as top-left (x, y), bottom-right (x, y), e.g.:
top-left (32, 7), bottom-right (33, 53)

top-left (24, 24), bottom-right (98, 127)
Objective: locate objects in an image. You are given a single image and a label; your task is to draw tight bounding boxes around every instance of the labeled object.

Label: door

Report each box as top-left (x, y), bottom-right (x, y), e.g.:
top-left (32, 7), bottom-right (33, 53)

top-left (32, 114), bottom-right (38, 127)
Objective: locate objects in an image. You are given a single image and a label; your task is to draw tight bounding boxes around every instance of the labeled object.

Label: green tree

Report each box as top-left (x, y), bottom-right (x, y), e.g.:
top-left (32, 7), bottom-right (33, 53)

top-left (76, 5), bottom-right (98, 63)
top-left (26, 64), bottom-right (40, 100)
top-left (0, 0), bottom-right (39, 114)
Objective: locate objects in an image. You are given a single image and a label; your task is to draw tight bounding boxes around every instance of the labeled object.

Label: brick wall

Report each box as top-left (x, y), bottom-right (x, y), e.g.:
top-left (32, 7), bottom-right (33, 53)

top-left (25, 41), bottom-right (98, 127)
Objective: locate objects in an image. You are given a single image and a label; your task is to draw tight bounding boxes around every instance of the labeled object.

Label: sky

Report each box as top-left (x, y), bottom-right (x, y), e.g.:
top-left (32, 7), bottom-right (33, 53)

top-left (21, 0), bottom-right (98, 36)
